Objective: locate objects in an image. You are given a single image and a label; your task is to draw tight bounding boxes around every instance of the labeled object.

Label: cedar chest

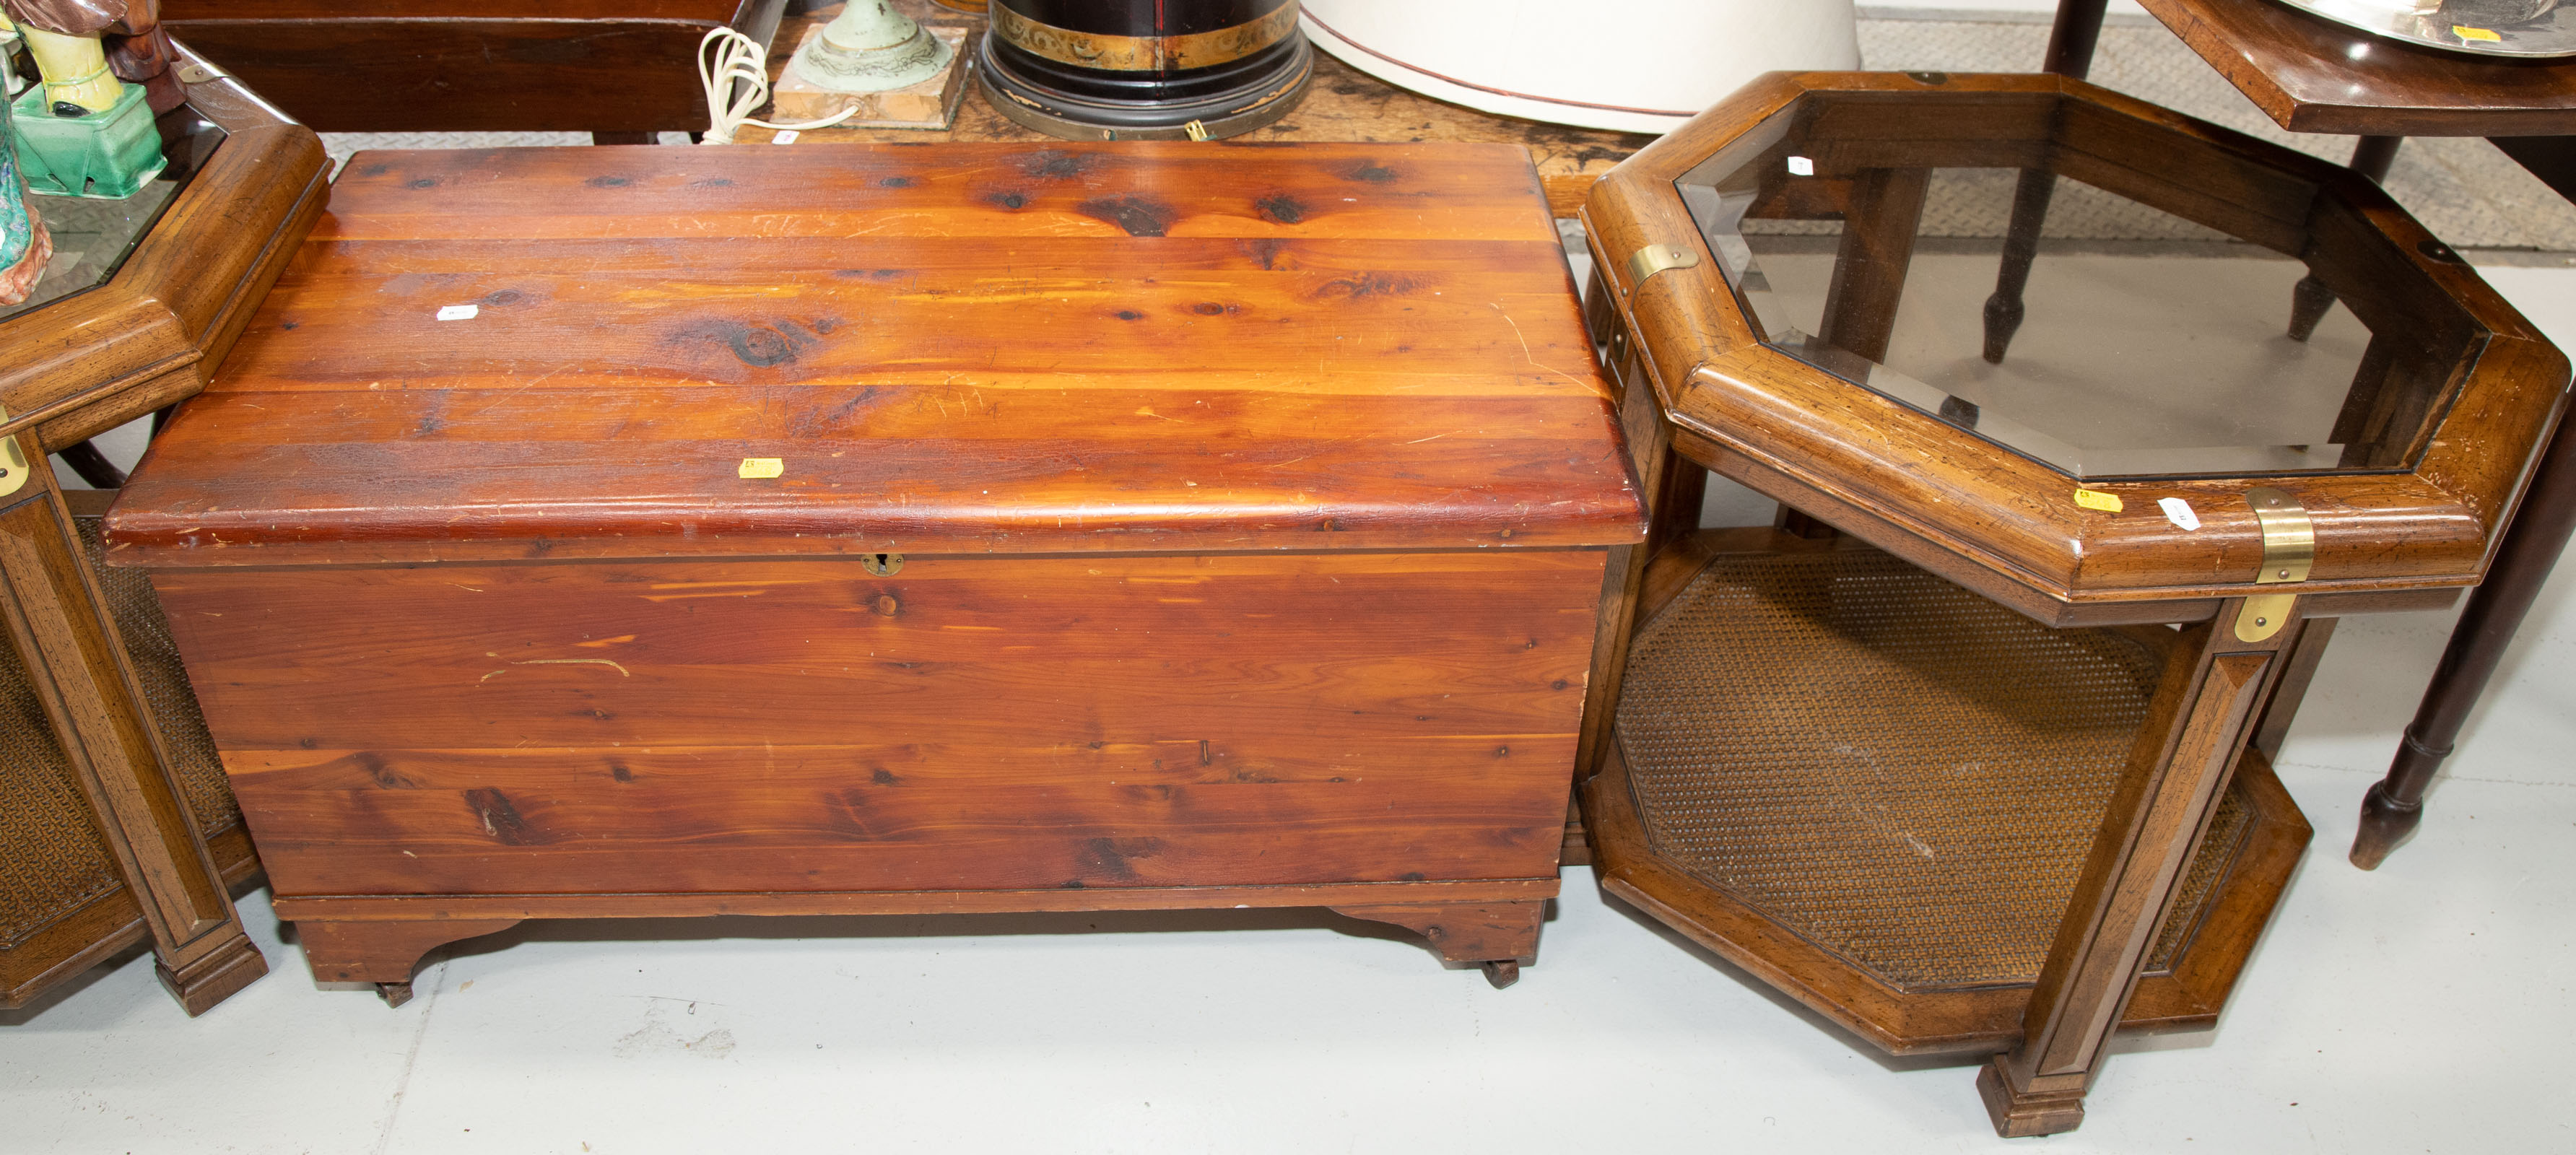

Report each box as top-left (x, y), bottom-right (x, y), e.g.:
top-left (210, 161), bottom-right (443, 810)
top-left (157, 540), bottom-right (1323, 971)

top-left (103, 141), bottom-right (1643, 998)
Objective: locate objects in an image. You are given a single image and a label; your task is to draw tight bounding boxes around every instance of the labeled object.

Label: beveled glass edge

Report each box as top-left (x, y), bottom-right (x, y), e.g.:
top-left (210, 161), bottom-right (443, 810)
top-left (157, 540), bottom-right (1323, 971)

top-left (1671, 141), bottom-right (2427, 483)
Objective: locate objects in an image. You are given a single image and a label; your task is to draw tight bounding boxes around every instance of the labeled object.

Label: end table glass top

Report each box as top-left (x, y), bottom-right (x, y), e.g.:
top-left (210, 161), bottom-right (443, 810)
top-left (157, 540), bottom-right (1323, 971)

top-left (1, 109), bottom-right (225, 324)
top-left (1677, 150), bottom-right (2447, 481)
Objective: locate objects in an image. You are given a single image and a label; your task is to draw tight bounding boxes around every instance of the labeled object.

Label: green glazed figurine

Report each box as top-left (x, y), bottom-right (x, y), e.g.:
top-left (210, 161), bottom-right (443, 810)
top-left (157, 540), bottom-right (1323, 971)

top-left (4, 4), bottom-right (163, 199)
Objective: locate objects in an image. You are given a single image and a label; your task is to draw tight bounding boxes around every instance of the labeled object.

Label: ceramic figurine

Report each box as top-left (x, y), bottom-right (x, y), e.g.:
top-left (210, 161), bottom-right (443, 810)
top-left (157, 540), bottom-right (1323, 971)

top-left (0, 35), bottom-right (54, 306)
top-left (3, 0), bottom-right (164, 198)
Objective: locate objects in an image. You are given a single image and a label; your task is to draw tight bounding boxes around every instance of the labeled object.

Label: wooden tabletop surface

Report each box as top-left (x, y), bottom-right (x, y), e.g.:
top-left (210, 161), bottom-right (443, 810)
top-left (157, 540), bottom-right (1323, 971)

top-left (2138, 0), bottom-right (2576, 136)
top-left (108, 141), bottom-right (1641, 567)
top-left (731, 4), bottom-right (1653, 217)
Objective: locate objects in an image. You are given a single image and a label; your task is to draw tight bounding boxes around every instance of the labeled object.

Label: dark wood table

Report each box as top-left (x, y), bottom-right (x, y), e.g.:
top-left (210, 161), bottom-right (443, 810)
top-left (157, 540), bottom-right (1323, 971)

top-left (2042, 0), bottom-right (2576, 869)
top-left (161, 0), bottom-right (788, 143)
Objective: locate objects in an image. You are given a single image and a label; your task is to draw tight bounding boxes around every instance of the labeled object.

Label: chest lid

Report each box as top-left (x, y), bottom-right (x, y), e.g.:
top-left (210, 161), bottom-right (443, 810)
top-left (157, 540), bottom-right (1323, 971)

top-left (107, 142), bottom-right (1640, 567)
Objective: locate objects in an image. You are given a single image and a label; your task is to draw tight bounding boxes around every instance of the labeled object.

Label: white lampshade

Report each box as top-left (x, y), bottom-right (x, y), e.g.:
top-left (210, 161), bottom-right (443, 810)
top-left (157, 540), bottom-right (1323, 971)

top-left (1300, 0), bottom-right (1861, 134)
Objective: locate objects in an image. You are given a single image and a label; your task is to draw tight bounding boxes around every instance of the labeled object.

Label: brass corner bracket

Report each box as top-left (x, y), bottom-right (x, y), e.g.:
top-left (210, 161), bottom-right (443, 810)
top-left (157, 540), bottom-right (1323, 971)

top-left (1623, 243), bottom-right (1700, 297)
top-left (0, 404), bottom-right (28, 498)
top-left (2235, 487), bottom-right (2313, 642)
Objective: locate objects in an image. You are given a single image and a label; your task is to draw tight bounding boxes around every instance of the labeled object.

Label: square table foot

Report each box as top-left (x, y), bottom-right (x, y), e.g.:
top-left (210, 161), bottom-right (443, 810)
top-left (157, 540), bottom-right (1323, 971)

top-left (1977, 1055), bottom-right (2087, 1138)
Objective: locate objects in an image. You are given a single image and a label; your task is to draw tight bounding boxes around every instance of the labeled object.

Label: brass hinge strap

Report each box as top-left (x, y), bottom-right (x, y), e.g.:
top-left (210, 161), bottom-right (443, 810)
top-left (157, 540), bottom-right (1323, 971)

top-left (1622, 243), bottom-right (1700, 298)
top-left (0, 404), bottom-right (27, 498)
top-left (2235, 487), bottom-right (2312, 642)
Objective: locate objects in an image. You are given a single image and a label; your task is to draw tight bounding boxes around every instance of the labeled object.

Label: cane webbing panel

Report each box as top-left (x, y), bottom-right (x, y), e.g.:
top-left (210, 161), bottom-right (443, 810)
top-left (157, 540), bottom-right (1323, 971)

top-left (1615, 548), bottom-right (2191, 993)
top-left (74, 512), bottom-right (238, 842)
top-left (2147, 782), bottom-right (2252, 973)
top-left (0, 616), bottom-right (121, 950)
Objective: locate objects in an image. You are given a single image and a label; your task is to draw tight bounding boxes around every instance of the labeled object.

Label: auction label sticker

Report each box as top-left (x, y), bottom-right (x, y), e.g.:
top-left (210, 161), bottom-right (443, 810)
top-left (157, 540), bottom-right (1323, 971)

top-left (2073, 488), bottom-right (2123, 513)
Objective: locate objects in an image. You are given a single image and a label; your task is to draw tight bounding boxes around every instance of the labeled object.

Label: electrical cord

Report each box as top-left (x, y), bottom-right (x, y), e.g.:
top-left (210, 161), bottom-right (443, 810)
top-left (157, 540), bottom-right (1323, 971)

top-left (697, 26), bottom-right (861, 145)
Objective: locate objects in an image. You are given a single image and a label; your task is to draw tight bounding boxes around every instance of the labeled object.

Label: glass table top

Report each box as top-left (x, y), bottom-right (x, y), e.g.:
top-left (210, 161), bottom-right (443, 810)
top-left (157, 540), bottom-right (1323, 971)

top-left (1676, 152), bottom-right (2447, 481)
top-left (2, 107), bottom-right (227, 324)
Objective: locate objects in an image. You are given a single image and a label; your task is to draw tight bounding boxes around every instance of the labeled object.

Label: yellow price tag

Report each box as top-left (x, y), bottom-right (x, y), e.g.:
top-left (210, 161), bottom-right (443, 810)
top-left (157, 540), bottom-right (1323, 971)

top-left (738, 457), bottom-right (784, 479)
top-left (2455, 25), bottom-right (2502, 42)
top-left (2073, 488), bottom-right (2123, 513)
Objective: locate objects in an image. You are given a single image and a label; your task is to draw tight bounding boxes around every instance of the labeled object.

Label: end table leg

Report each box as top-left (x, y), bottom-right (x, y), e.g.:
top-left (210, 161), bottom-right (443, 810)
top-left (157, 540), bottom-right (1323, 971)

top-left (2289, 137), bottom-right (2405, 340)
top-left (2044, 0), bottom-right (2110, 78)
top-left (0, 474), bottom-right (269, 1016)
top-left (1984, 614), bottom-right (2281, 1136)
top-left (157, 931), bottom-right (269, 1016)
top-left (1982, 169), bottom-right (2054, 365)
top-left (2354, 387), bottom-right (2576, 869)
top-left (1983, 0), bottom-right (2110, 366)
top-left (1819, 167), bottom-right (1931, 365)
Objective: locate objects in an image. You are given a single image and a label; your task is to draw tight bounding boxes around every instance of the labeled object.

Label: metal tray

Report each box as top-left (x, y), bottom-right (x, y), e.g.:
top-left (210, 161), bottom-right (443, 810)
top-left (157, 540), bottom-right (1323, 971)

top-left (2271, 0), bottom-right (2576, 59)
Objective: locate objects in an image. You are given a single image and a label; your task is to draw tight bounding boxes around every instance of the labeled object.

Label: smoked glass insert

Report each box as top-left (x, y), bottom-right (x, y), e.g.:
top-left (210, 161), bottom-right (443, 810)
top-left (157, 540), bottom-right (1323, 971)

top-left (1674, 124), bottom-right (2455, 480)
top-left (1, 109), bottom-right (226, 323)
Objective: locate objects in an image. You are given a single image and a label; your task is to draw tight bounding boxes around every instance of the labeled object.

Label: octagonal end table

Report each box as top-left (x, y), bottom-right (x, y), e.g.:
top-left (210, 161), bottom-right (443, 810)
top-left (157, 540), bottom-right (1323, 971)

top-left (1575, 71), bottom-right (2568, 1136)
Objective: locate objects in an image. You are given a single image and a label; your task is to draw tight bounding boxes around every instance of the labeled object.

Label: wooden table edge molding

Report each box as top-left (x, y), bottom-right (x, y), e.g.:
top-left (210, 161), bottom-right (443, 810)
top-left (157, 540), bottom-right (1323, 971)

top-left (731, 4), bottom-right (1654, 218)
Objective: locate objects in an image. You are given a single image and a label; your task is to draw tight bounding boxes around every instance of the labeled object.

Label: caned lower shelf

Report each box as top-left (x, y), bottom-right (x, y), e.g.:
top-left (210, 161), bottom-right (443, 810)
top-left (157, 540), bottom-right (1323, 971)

top-left (1584, 536), bottom-right (2310, 1055)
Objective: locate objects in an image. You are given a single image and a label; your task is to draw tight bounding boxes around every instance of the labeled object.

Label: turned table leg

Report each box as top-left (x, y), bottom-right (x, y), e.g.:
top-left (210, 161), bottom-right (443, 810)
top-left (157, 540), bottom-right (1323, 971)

top-left (1980, 606), bottom-right (2288, 1136)
top-left (1985, 0), bottom-right (2109, 365)
top-left (2347, 135), bottom-right (2576, 867)
top-left (2354, 393), bottom-right (2576, 868)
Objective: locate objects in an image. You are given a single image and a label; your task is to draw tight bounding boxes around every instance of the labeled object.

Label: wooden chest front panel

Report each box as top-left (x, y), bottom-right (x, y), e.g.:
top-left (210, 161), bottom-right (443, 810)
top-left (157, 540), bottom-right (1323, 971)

top-left (155, 550), bottom-right (1602, 897)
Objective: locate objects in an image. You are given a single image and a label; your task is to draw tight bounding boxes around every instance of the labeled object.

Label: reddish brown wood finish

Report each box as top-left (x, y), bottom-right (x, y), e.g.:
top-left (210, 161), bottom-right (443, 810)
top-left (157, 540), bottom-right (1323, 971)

top-left (110, 144), bottom-right (1635, 566)
top-left (110, 141), bottom-right (1640, 988)
top-left (161, 552), bottom-right (1599, 897)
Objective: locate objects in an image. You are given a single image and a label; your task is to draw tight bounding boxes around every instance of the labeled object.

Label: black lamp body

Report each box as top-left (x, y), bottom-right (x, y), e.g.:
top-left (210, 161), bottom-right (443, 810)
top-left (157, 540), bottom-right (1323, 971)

top-left (979, 0), bottom-right (1311, 139)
